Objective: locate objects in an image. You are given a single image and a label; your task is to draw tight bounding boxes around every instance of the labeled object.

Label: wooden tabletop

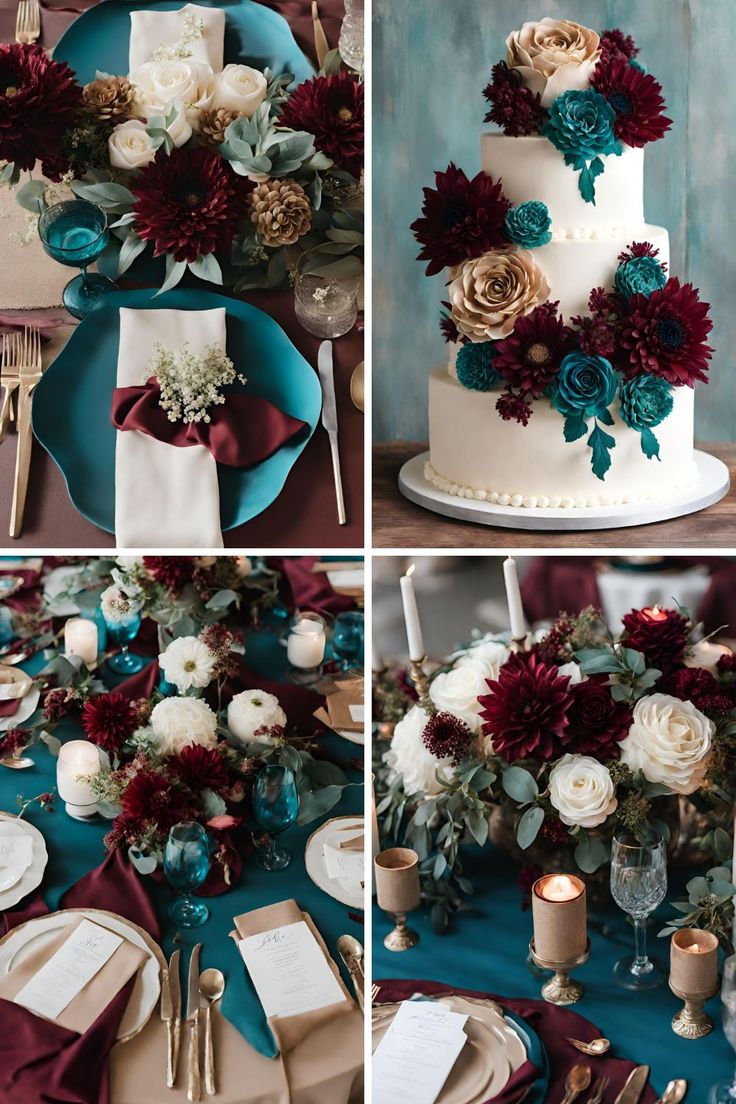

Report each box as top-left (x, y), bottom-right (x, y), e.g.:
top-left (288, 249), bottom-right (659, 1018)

top-left (373, 442), bottom-right (736, 549)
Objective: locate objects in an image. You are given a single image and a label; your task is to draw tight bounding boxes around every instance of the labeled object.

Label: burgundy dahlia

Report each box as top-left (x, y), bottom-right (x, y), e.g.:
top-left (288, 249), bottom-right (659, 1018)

top-left (664, 666), bottom-right (733, 716)
top-left (599, 29), bottom-right (640, 63)
top-left (422, 711), bottom-right (472, 765)
top-left (143, 556), bottom-right (194, 592)
top-left (495, 389), bottom-right (533, 426)
top-left (410, 163), bottom-right (511, 276)
top-left (82, 692), bottom-right (137, 754)
top-left (479, 652), bottom-right (574, 762)
top-left (593, 57), bottom-right (671, 147)
top-left (618, 241), bottom-right (665, 265)
top-left (0, 44), bottom-right (82, 177)
top-left (620, 278), bottom-right (714, 387)
top-left (717, 652), bottom-right (736, 677)
top-left (279, 72), bottom-right (363, 177)
top-left (132, 147), bottom-right (253, 264)
top-left (493, 302), bottom-right (574, 396)
top-left (621, 606), bottom-right (690, 672)
top-left (483, 61), bottom-right (546, 137)
top-left (565, 677), bottom-right (632, 759)
top-left (121, 769), bottom-right (192, 831)
top-left (173, 744), bottom-right (231, 793)
top-left (440, 301), bottom-right (460, 344)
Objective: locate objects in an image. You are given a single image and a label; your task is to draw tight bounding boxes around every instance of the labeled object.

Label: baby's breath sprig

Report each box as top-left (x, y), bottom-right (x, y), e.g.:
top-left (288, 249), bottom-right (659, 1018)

top-left (147, 341), bottom-right (246, 424)
top-left (152, 12), bottom-right (205, 61)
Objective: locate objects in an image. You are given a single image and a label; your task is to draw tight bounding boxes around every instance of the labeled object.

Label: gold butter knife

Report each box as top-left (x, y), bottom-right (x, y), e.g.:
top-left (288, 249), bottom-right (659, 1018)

top-left (163, 950), bottom-right (181, 1088)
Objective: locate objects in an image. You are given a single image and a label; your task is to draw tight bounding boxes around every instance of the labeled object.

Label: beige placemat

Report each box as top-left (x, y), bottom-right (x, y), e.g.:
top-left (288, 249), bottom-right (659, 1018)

top-left (0, 184), bottom-right (70, 309)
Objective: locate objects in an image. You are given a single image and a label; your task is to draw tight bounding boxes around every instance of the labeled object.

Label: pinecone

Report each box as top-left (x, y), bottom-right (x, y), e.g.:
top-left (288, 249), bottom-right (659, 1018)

top-left (249, 178), bottom-right (312, 247)
top-left (197, 107), bottom-right (241, 148)
top-left (83, 76), bottom-right (137, 123)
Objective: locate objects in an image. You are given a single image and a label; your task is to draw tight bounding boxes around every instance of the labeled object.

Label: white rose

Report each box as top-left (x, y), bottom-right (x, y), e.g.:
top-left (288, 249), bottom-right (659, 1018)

top-left (163, 100), bottom-right (193, 147)
top-left (506, 17), bottom-right (601, 107)
top-left (159, 636), bottom-right (216, 692)
top-left (620, 693), bottom-right (714, 795)
top-left (383, 705), bottom-right (452, 797)
top-left (150, 696), bottom-right (218, 758)
top-left (549, 754), bottom-right (618, 829)
top-left (455, 639), bottom-right (510, 682)
top-left (213, 64), bottom-right (267, 117)
top-left (108, 120), bottom-right (156, 170)
top-left (558, 661), bottom-right (586, 685)
top-left (227, 689), bottom-right (286, 745)
top-left (429, 662), bottom-right (490, 734)
top-left (130, 60), bottom-right (215, 126)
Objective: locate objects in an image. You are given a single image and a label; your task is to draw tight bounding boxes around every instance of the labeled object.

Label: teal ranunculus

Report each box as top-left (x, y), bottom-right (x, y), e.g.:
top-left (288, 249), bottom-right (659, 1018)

top-left (456, 341), bottom-right (499, 391)
top-left (504, 201), bottom-right (552, 249)
top-left (553, 352), bottom-right (618, 419)
top-left (542, 89), bottom-right (622, 204)
top-left (615, 255), bottom-right (667, 301)
top-left (619, 374), bottom-right (673, 459)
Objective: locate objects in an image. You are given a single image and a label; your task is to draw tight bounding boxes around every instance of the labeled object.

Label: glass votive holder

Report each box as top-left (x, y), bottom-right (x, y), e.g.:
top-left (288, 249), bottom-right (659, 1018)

top-left (57, 740), bottom-right (102, 820)
top-left (287, 611), bottom-right (326, 684)
top-left (374, 846), bottom-right (420, 951)
top-left (294, 263), bottom-right (359, 338)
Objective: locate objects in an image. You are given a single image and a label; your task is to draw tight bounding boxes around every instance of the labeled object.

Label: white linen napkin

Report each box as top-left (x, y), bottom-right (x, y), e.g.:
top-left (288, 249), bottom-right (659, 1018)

top-left (129, 3), bottom-right (225, 71)
top-left (114, 307), bottom-right (224, 548)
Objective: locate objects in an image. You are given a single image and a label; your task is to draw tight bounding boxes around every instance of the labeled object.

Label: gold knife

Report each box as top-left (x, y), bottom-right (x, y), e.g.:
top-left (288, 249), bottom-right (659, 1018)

top-left (163, 950), bottom-right (181, 1088)
top-left (186, 944), bottom-right (202, 1102)
top-left (613, 1065), bottom-right (651, 1104)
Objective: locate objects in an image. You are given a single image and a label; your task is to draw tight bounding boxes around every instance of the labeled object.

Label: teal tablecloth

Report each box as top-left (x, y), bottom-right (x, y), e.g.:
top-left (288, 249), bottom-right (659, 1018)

top-left (2, 620), bottom-right (363, 1061)
top-left (374, 845), bottom-right (733, 1101)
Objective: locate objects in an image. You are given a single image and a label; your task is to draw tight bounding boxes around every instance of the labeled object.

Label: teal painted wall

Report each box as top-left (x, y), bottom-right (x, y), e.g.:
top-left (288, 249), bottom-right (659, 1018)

top-left (373, 0), bottom-right (736, 443)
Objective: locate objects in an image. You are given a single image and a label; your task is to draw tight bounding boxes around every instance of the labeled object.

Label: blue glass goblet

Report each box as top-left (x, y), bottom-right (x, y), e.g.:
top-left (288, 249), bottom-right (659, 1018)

top-left (332, 611), bottom-right (364, 672)
top-left (164, 821), bottom-right (210, 928)
top-left (252, 764), bottom-right (299, 871)
top-left (38, 200), bottom-right (117, 320)
top-left (103, 606), bottom-right (145, 675)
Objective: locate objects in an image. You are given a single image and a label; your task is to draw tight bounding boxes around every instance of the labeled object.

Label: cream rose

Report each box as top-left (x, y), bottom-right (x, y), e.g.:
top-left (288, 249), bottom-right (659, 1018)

top-left (213, 64), bottom-right (267, 117)
top-left (227, 690), bottom-right (286, 745)
top-left (429, 665), bottom-right (488, 735)
top-left (108, 120), bottom-right (156, 170)
top-left (506, 18), bottom-right (601, 107)
top-left (620, 693), bottom-right (714, 795)
top-left (449, 250), bottom-right (550, 341)
top-left (150, 696), bottom-right (218, 758)
top-left (549, 754), bottom-right (618, 828)
top-left (130, 59), bottom-right (215, 126)
top-left (383, 705), bottom-right (451, 797)
top-left (557, 661), bottom-right (586, 685)
top-left (455, 639), bottom-right (510, 681)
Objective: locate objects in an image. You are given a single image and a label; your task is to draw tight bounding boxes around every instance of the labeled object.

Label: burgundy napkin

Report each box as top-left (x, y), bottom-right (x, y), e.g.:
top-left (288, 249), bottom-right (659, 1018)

top-left (376, 979), bottom-right (658, 1104)
top-left (111, 382), bottom-right (308, 469)
top-left (114, 662), bottom-right (159, 702)
top-left (0, 699), bottom-right (19, 719)
top-left (61, 848), bottom-right (160, 943)
top-left (269, 555), bottom-right (356, 616)
top-left (0, 567), bottom-right (43, 614)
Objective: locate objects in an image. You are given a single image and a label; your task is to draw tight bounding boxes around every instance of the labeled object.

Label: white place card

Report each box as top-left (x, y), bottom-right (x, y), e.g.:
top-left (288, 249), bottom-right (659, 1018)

top-left (239, 920), bottom-right (344, 1019)
top-left (326, 569), bottom-right (364, 589)
top-left (348, 704), bottom-right (365, 723)
top-left (372, 1001), bottom-right (468, 1104)
top-left (323, 842), bottom-right (365, 882)
top-left (0, 834), bottom-right (32, 868)
top-left (14, 919), bottom-right (123, 1021)
top-left (0, 682), bottom-right (25, 701)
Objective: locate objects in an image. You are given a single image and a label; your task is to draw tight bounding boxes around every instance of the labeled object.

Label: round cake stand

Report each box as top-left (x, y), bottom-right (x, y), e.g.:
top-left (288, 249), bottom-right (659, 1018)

top-left (398, 450), bottom-right (730, 532)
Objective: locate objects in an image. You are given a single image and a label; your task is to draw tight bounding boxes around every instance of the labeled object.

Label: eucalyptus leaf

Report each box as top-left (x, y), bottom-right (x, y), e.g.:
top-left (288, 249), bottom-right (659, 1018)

top-left (516, 805), bottom-right (544, 850)
top-left (117, 232), bottom-right (147, 275)
top-left (296, 784), bottom-right (343, 825)
top-left (155, 255), bottom-right (186, 296)
top-left (128, 847), bottom-right (158, 875)
top-left (201, 789), bottom-right (227, 818)
top-left (502, 765), bottom-right (538, 804)
top-left (574, 835), bottom-right (608, 873)
top-left (205, 588), bottom-right (238, 611)
top-left (466, 810), bottom-right (488, 847)
top-left (189, 253), bottom-right (223, 285)
top-left (714, 826), bottom-right (733, 862)
top-left (15, 179), bottom-right (47, 213)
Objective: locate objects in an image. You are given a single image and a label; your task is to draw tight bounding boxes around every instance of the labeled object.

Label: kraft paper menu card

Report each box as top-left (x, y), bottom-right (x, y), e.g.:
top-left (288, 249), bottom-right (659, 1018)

top-left (326, 682), bottom-right (364, 732)
top-left (373, 1001), bottom-right (469, 1104)
top-left (238, 920), bottom-right (344, 1019)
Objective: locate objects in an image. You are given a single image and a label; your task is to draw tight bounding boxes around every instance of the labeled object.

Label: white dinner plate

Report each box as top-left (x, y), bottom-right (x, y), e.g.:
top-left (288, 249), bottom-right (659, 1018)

top-left (305, 816), bottom-right (364, 909)
top-left (0, 908), bottom-right (164, 1042)
top-left (0, 686), bottom-right (40, 731)
top-left (0, 814), bottom-right (47, 910)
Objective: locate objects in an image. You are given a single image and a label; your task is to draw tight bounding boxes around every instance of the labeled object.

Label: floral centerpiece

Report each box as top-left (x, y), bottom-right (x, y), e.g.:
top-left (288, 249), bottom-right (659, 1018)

top-left (375, 602), bottom-right (736, 941)
top-left (0, 42), bottom-right (363, 291)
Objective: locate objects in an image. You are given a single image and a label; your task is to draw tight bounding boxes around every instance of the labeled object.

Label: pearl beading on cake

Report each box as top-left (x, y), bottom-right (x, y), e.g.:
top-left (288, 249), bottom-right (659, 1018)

top-left (423, 460), bottom-right (696, 510)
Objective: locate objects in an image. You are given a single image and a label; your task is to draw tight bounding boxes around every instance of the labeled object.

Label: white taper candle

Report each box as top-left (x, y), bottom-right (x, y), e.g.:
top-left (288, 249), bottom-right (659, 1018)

top-left (503, 557), bottom-right (526, 641)
top-left (400, 564), bottom-right (424, 661)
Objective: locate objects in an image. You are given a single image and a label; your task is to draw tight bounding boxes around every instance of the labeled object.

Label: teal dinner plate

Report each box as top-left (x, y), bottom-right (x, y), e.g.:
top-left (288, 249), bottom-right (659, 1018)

top-left (54, 0), bottom-right (314, 86)
top-left (31, 289), bottom-right (322, 534)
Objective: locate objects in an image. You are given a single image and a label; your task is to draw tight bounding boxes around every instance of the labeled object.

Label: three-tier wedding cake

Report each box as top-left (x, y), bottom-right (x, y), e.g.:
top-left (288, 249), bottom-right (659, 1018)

top-left (409, 17), bottom-right (721, 516)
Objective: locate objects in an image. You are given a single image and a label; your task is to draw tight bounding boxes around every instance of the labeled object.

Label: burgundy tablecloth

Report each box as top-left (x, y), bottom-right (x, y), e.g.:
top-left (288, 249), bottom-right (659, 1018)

top-left (0, 0), bottom-right (362, 549)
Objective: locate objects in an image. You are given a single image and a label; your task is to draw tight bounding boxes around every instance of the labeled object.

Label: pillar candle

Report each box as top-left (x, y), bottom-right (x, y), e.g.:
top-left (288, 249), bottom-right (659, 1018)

top-left (400, 564), bottom-right (424, 661)
top-left (685, 640), bottom-right (732, 675)
top-left (287, 616), bottom-right (326, 669)
top-left (64, 618), bottom-right (98, 666)
top-left (670, 929), bottom-right (719, 995)
top-left (532, 874), bottom-right (587, 962)
top-left (57, 740), bottom-right (100, 812)
top-left (503, 557), bottom-right (526, 641)
top-left (374, 848), bottom-right (420, 914)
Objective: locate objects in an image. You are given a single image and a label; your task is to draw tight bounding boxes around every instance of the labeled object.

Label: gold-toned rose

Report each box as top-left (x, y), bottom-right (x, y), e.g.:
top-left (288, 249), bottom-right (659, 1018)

top-left (448, 250), bottom-right (550, 341)
top-left (506, 18), bottom-right (600, 107)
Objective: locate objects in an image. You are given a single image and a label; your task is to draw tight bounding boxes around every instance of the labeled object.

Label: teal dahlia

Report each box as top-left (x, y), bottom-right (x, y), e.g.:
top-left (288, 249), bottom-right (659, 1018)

top-left (542, 89), bottom-right (622, 204)
top-left (504, 201), bottom-right (552, 249)
top-left (456, 342), bottom-right (499, 392)
top-left (615, 254), bottom-right (667, 300)
top-left (619, 374), bottom-right (673, 459)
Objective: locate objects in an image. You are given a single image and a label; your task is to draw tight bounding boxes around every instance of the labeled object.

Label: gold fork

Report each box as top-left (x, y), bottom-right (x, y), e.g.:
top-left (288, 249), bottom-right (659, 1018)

top-left (0, 334), bottom-right (21, 444)
top-left (10, 326), bottom-right (43, 539)
top-left (15, 0), bottom-right (41, 43)
top-left (587, 1075), bottom-right (610, 1104)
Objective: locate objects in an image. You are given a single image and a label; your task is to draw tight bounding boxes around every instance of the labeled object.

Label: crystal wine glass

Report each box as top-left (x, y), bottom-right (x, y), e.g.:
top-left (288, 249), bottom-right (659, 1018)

top-left (164, 821), bottom-right (210, 928)
top-left (710, 956), bottom-right (736, 1102)
top-left (103, 600), bottom-right (145, 675)
top-left (252, 764), bottom-right (299, 871)
top-left (332, 610), bottom-right (364, 671)
top-left (610, 830), bottom-right (668, 989)
top-left (38, 200), bottom-right (117, 320)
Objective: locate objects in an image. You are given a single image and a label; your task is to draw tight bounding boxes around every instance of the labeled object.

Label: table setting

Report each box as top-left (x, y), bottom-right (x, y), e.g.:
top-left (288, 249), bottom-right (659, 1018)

top-left (0, 553), bottom-right (365, 1104)
top-left (372, 556), bottom-right (736, 1104)
top-left (0, 0), bottom-right (363, 547)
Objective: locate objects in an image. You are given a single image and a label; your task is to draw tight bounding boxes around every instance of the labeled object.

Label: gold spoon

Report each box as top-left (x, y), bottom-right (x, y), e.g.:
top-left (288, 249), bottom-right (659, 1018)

top-left (350, 361), bottom-right (364, 412)
top-left (0, 756), bottom-right (34, 770)
top-left (656, 1080), bottom-right (687, 1104)
top-left (566, 1036), bottom-right (611, 1056)
top-left (199, 968), bottom-right (225, 1097)
top-left (561, 1064), bottom-right (592, 1104)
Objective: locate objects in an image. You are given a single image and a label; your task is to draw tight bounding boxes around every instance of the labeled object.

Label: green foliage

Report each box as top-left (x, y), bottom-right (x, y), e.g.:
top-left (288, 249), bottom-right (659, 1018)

top-left (575, 643), bottom-right (661, 703)
top-left (220, 104), bottom-right (330, 179)
top-left (659, 863), bottom-right (735, 955)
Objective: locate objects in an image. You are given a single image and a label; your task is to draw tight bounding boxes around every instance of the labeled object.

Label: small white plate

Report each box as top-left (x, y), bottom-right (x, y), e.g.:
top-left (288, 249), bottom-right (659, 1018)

top-left (0, 908), bottom-right (164, 1042)
top-left (0, 814), bottom-right (46, 910)
top-left (305, 816), bottom-right (364, 909)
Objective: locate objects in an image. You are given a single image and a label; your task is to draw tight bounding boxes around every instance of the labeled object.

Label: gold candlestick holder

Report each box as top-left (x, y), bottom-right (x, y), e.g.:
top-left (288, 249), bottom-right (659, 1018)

top-left (384, 911), bottom-right (419, 952)
top-left (408, 655), bottom-right (430, 699)
top-left (670, 980), bottom-right (718, 1039)
top-left (529, 939), bottom-right (591, 1005)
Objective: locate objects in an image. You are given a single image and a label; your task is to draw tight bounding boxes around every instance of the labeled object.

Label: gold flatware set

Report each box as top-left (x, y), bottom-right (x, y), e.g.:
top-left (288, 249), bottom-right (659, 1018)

top-left (1, 326), bottom-right (44, 538)
top-left (161, 945), bottom-right (226, 1100)
top-left (15, 0), bottom-right (40, 43)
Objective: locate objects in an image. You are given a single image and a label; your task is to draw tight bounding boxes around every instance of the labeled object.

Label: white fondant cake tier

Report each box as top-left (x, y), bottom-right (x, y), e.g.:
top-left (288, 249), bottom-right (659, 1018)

top-left (482, 134), bottom-right (644, 236)
top-left (427, 368), bottom-right (698, 509)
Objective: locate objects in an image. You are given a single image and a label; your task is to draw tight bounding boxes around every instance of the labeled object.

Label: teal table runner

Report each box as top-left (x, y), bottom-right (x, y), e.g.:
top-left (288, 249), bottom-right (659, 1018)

top-left (373, 845), bottom-right (732, 1100)
top-left (3, 620), bottom-right (363, 1060)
